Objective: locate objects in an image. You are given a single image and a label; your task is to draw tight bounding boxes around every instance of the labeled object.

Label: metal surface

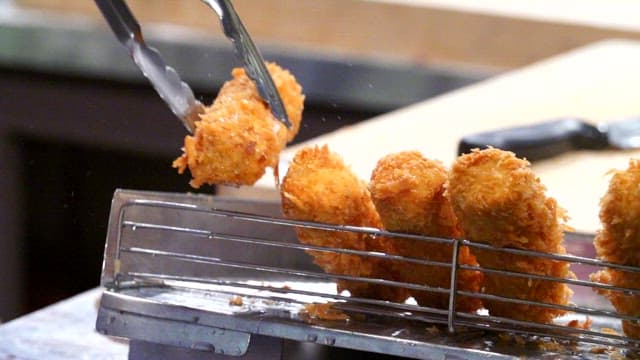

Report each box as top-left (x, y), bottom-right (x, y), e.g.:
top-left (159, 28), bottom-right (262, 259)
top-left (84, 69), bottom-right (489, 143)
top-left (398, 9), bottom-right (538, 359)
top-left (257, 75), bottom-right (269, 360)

top-left (94, 0), bottom-right (203, 132)
top-left (96, 189), bottom-right (640, 359)
top-left (94, 0), bottom-right (289, 132)
top-left (458, 117), bottom-right (640, 161)
top-left (128, 337), bottom-right (283, 360)
top-left (605, 116), bottom-right (640, 149)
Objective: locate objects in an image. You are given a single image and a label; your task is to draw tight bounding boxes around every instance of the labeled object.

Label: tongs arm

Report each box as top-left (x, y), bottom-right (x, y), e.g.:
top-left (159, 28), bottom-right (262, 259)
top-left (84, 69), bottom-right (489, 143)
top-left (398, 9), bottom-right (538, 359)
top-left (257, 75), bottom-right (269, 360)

top-left (95, 0), bottom-right (204, 132)
top-left (202, 0), bottom-right (291, 128)
top-left (94, 0), bottom-right (291, 133)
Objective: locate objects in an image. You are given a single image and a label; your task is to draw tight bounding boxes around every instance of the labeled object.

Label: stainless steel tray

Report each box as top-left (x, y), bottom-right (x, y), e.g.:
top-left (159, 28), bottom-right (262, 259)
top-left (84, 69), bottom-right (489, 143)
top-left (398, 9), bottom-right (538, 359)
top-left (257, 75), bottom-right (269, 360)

top-left (96, 189), bottom-right (640, 359)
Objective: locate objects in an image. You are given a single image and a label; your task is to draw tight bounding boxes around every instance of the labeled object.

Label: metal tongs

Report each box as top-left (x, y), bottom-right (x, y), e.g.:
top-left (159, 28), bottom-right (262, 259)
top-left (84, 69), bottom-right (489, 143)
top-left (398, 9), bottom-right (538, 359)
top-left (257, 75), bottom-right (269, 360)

top-left (94, 0), bottom-right (291, 133)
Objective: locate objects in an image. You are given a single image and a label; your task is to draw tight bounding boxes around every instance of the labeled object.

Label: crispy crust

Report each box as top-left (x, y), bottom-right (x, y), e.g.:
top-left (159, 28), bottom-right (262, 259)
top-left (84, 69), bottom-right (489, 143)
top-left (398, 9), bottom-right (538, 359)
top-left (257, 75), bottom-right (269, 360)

top-left (280, 145), bottom-right (408, 303)
top-left (173, 62), bottom-right (304, 188)
top-left (448, 148), bottom-right (573, 323)
top-left (591, 159), bottom-right (640, 338)
top-left (369, 151), bottom-right (483, 312)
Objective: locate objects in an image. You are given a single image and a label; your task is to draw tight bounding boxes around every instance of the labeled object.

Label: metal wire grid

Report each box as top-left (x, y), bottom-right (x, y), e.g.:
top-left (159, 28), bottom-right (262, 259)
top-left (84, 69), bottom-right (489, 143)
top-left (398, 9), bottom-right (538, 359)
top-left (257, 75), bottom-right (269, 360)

top-left (108, 197), bottom-right (640, 350)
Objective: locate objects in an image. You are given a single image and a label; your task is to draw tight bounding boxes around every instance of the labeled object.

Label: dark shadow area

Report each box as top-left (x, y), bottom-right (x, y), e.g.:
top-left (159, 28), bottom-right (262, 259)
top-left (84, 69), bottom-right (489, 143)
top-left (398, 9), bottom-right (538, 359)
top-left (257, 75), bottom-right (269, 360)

top-left (18, 139), bottom-right (194, 310)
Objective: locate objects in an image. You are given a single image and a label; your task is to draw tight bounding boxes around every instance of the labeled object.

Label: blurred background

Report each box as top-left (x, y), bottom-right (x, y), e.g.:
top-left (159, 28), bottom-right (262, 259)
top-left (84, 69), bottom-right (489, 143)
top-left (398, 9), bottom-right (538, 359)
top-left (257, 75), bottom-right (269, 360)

top-left (2, 0), bottom-right (640, 323)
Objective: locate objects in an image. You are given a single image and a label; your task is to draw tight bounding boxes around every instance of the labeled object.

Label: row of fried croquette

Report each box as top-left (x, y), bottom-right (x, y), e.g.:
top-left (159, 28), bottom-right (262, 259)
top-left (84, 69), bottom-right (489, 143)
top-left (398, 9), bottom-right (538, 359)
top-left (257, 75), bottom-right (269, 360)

top-left (279, 145), bottom-right (409, 302)
top-left (369, 151), bottom-right (483, 313)
top-left (168, 57), bottom-right (638, 335)
top-left (590, 160), bottom-right (640, 339)
top-left (279, 145), bottom-right (574, 323)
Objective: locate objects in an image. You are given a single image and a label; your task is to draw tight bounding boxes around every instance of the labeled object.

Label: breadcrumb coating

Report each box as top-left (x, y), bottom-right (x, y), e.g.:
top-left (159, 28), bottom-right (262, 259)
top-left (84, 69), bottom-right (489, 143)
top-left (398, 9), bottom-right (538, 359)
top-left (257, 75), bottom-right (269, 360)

top-left (280, 145), bottom-right (408, 303)
top-left (448, 148), bottom-right (573, 323)
top-left (369, 151), bottom-right (483, 312)
top-left (173, 62), bottom-right (304, 188)
top-left (591, 159), bottom-right (640, 338)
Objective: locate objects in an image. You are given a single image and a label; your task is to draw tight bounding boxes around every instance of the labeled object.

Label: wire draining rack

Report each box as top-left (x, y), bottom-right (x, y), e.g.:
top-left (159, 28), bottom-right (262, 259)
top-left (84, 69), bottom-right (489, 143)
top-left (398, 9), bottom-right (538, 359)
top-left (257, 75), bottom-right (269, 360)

top-left (96, 189), bottom-right (640, 359)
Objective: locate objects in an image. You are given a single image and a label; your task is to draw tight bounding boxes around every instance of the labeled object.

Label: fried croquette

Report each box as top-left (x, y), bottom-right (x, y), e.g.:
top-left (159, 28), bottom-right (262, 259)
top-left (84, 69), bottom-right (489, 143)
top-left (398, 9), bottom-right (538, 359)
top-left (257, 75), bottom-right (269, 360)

top-left (280, 145), bottom-right (408, 303)
top-left (448, 148), bottom-right (573, 323)
top-left (369, 151), bottom-right (483, 312)
top-left (173, 62), bottom-right (304, 188)
top-left (591, 159), bottom-right (640, 338)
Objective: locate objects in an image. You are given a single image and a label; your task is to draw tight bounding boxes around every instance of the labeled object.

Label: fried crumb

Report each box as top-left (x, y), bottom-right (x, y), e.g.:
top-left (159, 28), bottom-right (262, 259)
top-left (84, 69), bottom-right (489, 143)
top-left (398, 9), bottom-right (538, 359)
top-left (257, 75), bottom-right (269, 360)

top-left (601, 327), bottom-right (621, 336)
top-left (497, 333), bottom-right (526, 346)
top-left (566, 319), bottom-right (579, 328)
top-left (514, 335), bottom-right (527, 346)
top-left (567, 317), bottom-right (593, 330)
top-left (589, 346), bottom-right (609, 354)
top-left (229, 296), bottom-right (243, 306)
top-left (303, 303), bottom-right (349, 321)
top-left (537, 340), bottom-right (563, 352)
top-left (426, 326), bottom-right (440, 335)
top-left (609, 350), bottom-right (627, 360)
top-left (496, 332), bottom-right (578, 353)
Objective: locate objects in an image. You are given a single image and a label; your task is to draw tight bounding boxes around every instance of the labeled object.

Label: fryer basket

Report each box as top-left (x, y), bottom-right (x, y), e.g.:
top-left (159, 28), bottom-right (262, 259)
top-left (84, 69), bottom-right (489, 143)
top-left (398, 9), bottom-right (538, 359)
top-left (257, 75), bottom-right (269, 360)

top-left (96, 189), bottom-right (640, 359)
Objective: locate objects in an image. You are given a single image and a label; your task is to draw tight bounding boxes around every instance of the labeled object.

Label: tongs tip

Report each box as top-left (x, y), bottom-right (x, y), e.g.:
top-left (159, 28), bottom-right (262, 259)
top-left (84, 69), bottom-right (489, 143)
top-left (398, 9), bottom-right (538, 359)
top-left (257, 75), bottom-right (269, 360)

top-left (204, 0), bottom-right (292, 129)
top-left (97, 0), bottom-right (292, 132)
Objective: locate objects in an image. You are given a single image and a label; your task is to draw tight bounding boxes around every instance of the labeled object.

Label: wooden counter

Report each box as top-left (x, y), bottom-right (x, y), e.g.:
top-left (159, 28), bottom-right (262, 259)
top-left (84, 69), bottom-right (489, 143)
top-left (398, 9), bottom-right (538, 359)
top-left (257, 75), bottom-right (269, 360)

top-left (219, 40), bottom-right (640, 234)
top-left (16, 0), bottom-right (640, 72)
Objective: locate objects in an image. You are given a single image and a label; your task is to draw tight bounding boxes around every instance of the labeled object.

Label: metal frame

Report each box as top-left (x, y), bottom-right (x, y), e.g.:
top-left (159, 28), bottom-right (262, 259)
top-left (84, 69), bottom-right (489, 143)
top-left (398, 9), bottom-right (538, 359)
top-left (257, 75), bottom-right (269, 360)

top-left (96, 189), bottom-right (640, 359)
